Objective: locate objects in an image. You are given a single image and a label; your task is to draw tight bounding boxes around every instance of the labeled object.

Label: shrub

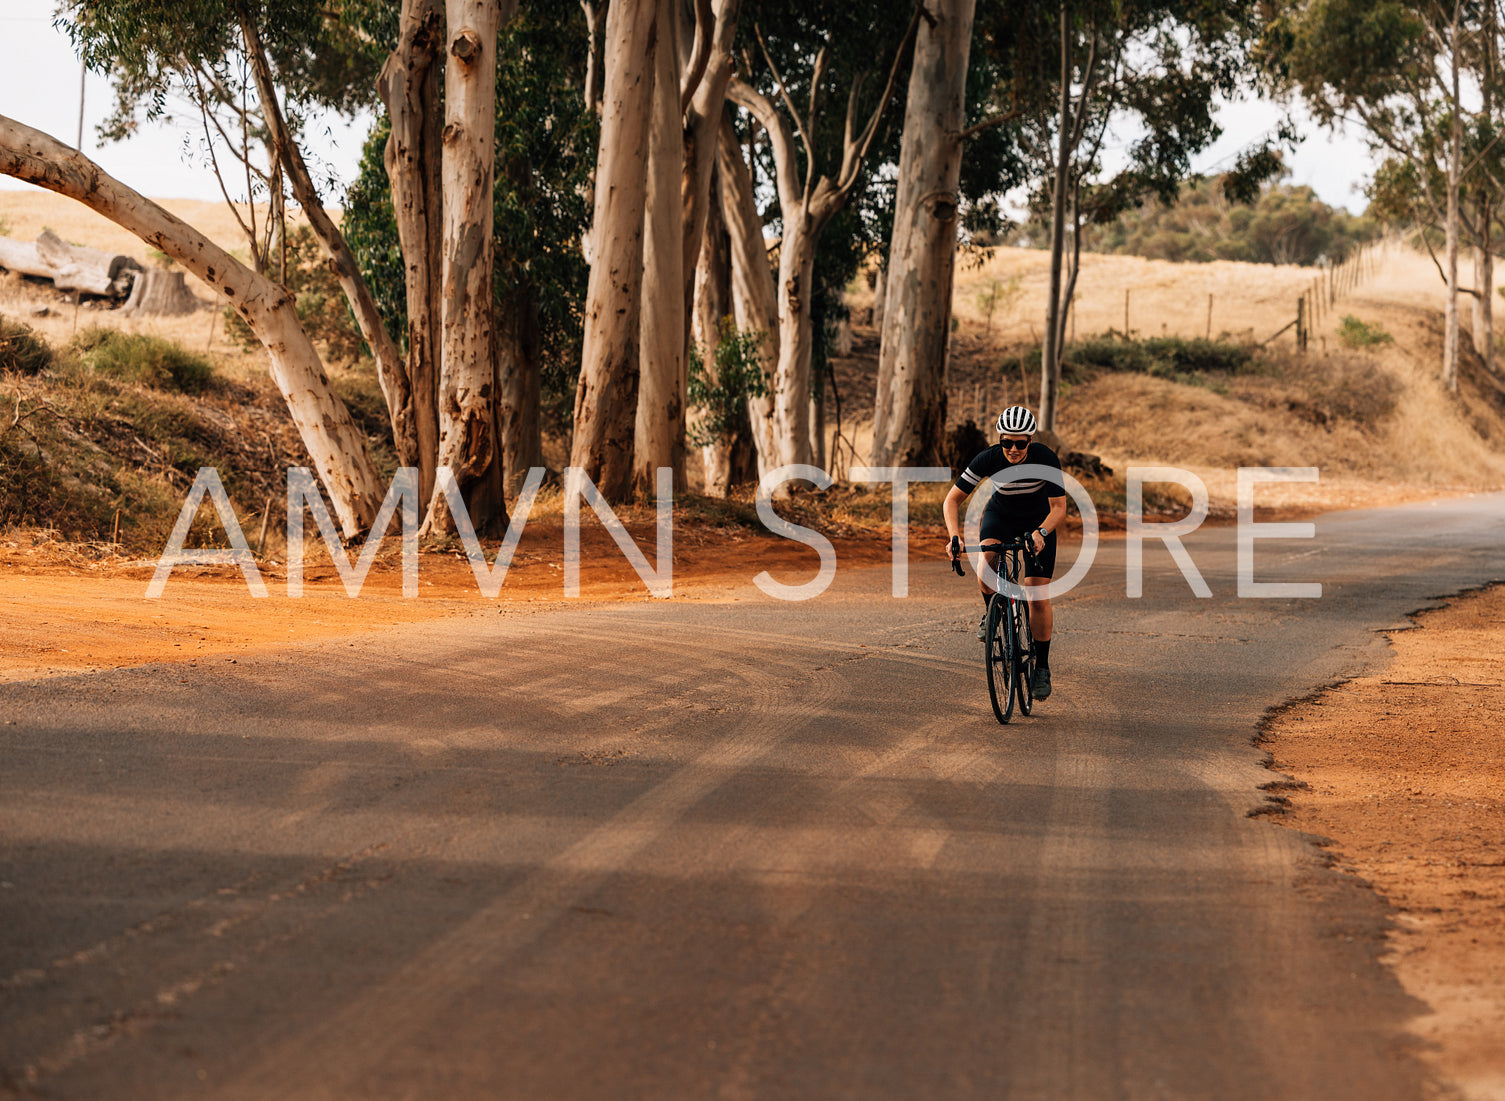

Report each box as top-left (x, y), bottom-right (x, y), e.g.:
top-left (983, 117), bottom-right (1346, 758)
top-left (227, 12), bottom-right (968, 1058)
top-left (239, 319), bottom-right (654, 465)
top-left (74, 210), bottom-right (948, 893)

top-left (688, 320), bottom-right (769, 446)
top-left (1067, 334), bottom-right (1256, 381)
top-left (1337, 315), bottom-right (1394, 348)
top-left (71, 328), bottom-right (213, 393)
top-left (0, 316), bottom-right (54, 376)
top-left (1308, 353), bottom-right (1402, 421)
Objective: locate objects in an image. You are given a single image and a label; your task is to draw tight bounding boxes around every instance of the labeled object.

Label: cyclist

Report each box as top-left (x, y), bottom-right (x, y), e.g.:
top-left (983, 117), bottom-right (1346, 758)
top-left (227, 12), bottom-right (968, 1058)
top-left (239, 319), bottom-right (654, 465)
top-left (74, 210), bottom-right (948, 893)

top-left (944, 406), bottom-right (1066, 699)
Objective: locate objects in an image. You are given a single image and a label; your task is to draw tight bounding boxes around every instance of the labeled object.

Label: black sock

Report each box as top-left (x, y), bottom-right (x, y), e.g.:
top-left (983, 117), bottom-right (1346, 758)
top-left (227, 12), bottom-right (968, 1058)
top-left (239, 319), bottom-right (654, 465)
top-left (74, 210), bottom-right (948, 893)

top-left (1035, 639), bottom-right (1050, 669)
top-left (982, 594), bottom-right (992, 609)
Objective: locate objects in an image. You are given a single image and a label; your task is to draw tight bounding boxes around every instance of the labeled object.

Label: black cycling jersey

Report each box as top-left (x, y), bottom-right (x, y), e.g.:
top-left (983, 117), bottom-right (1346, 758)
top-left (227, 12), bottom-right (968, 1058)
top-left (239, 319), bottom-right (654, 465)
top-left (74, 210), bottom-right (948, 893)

top-left (954, 441), bottom-right (1065, 530)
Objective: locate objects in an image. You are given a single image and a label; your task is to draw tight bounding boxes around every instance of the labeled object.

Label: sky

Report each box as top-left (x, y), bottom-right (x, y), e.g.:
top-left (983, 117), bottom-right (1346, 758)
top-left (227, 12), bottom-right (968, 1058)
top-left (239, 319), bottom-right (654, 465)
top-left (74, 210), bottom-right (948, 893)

top-left (1, 0), bottom-right (1379, 214)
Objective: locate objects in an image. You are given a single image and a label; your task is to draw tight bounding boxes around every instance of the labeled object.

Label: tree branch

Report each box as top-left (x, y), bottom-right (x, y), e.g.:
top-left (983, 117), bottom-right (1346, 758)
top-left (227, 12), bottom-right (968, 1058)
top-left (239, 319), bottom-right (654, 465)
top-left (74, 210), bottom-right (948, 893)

top-left (680, 0), bottom-right (715, 113)
top-left (238, 10), bottom-right (411, 443)
top-left (728, 75), bottom-right (802, 214)
top-left (837, 0), bottom-right (923, 193)
top-left (959, 108), bottom-right (1022, 142)
top-left (754, 22), bottom-right (816, 187)
top-left (581, 1), bottom-right (604, 115)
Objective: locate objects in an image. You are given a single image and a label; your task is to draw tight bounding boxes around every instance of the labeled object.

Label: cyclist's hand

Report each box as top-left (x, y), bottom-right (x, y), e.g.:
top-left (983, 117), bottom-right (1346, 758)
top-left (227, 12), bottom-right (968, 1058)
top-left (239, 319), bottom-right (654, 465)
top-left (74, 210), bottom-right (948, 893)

top-left (1029, 529), bottom-right (1045, 555)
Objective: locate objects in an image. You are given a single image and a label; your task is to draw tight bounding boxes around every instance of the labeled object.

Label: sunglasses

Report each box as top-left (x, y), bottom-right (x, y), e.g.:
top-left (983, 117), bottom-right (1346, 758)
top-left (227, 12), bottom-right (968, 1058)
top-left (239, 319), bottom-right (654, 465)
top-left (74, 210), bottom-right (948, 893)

top-left (1000, 437), bottom-right (1032, 450)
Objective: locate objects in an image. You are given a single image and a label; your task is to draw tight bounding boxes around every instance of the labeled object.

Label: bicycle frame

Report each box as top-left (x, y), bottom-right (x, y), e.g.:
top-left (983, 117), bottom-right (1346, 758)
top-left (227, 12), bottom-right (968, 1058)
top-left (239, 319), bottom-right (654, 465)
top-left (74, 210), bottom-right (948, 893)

top-left (954, 538), bottom-right (1036, 724)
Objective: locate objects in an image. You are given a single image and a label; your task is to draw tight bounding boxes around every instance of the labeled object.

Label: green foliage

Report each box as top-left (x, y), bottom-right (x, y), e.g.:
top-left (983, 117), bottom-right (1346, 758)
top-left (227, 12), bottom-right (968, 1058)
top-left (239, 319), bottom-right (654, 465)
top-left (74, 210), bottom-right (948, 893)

top-left (0, 317), bottom-right (55, 377)
top-left (1336, 315), bottom-right (1394, 348)
top-left (223, 225), bottom-right (365, 364)
top-left (1082, 175), bottom-right (1377, 265)
top-left (64, 0), bottom-right (387, 136)
top-left (1067, 334), bottom-right (1256, 388)
top-left (71, 328), bottom-right (213, 393)
top-left (688, 321), bottom-right (770, 447)
top-left (982, 0), bottom-right (1276, 234)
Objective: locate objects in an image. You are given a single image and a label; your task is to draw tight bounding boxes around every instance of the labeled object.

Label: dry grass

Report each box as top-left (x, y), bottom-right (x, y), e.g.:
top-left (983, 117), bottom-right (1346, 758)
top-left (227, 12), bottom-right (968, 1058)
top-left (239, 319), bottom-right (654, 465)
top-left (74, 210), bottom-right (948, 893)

top-left (0, 190), bottom-right (309, 387)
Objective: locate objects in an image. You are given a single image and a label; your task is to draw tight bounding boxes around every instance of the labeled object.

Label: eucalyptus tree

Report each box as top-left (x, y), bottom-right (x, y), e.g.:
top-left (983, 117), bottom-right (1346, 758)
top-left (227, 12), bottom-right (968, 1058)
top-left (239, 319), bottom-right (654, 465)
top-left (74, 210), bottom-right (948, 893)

top-left (569, 0), bottom-right (739, 501)
top-left (346, 5), bottom-right (596, 500)
top-left (724, 0), bottom-right (921, 471)
top-left (870, 0), bottom-right (1031, 467)
top-left (993, 0), bottom-right (1270, 432)
top-left (1271, 0), bottom-right (1500, 386)
top-left (48, 0), bottom-right (515, 534)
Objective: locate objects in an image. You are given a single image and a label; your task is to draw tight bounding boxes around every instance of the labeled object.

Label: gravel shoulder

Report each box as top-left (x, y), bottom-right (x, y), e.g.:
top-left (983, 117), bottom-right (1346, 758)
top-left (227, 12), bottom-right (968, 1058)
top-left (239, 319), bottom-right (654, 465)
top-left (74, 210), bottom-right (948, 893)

top-left (1260, 584), bottom-right (1505, 1100)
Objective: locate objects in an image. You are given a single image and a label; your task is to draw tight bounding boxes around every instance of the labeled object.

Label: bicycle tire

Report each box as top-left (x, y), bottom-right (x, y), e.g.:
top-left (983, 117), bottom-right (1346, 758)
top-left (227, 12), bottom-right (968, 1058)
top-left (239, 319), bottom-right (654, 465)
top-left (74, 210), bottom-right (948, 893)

top-left (1014, 595), bottom-right (1035, 716)
top-left (985, 593), bottom-right (1016, 724)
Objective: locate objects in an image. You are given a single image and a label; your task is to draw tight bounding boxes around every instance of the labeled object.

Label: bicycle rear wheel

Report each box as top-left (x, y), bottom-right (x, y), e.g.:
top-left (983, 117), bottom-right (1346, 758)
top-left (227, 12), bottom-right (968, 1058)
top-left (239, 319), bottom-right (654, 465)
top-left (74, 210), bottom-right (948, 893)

top-left (1014, 596), bottom-right (1035, 716)
top-left (985, 594), bottom-right (1016, 724)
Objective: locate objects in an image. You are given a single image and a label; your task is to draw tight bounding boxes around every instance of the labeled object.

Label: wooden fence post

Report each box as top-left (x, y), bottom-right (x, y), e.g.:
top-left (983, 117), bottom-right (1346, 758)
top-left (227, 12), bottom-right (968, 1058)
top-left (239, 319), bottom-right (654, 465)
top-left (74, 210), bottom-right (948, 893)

top-left (1297, 295), bottom-right (1307, 353)
top-left (1206, 293), bottom-right (1213, 339)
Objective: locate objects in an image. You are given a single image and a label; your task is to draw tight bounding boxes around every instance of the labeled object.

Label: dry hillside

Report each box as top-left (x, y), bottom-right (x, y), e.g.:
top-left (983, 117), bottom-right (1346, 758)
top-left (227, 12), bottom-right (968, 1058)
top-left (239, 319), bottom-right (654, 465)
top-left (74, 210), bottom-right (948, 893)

top-left (4, 186), bottom-right (1505, 523)
top-left (839, 242), bottom-right (1505, 511)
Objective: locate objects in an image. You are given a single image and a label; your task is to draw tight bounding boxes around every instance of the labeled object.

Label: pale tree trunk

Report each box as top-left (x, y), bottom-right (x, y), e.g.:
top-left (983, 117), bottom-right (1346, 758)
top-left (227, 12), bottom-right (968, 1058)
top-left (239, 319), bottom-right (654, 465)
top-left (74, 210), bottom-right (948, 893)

top-left (1039, 5), bottom-right (1072, 432)
top-left (679, 0), bottom-right (740, 337)
top-left (773, 216), bottom-right (820, 467)
top-left (240, 14), bottom-right (416, 479)
top-left (1480, 217), bottom-right (1496, 376)
top-left (579, 0), bottom-right (604, 269)
top-left (634, 0), bottom-right (686, 494)
top-left (870, 0), bottom-right (975, 466)
top-left (637, 0), bottom-right (736, 494)
top-left (0, 115), bottom-right (381, 534)
top-left (1443, 0), bottom-right (1462, 393)
top-left (377, 0), bottom-right (444, 502)
top-left (716, 110), bottom-right (780, 478)
top-left (572, 0), bottom-right (656, 501)
top-left (425, 0), bottom-right (511, 535)
top-left (691, 157), bottom-right (736, 496)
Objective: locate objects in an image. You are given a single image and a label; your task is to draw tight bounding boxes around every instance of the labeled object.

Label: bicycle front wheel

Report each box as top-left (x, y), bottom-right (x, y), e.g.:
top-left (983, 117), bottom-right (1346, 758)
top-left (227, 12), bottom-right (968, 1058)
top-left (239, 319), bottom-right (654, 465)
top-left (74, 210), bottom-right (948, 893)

top-left (985, 594), bottom-right (1016, 724)
top-left (1014, 596), bottom-right (1035, 716)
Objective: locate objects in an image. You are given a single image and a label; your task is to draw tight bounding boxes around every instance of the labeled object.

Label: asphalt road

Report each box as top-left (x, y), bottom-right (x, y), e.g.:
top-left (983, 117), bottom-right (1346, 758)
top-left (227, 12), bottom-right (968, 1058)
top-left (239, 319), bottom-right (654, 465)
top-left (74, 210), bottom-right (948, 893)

top-left (3, 493), bottom-right (1503, 1099)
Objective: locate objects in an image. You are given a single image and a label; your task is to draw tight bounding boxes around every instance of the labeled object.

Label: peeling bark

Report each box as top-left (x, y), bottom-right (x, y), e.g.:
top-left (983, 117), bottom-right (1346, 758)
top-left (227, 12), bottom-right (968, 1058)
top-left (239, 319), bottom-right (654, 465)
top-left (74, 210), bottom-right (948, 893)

top-left (425, 0), bottom-right (512, 535)
top-left (378, 0), bottom-right (445, 503)
top-left (572, 0), bottom-right (656, 501)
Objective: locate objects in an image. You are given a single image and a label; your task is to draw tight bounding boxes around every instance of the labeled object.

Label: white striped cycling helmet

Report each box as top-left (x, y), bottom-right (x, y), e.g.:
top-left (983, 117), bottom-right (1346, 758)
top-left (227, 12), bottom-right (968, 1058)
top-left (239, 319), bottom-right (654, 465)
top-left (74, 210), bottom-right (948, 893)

top-left (995, 406), bottom-right (1037, 436)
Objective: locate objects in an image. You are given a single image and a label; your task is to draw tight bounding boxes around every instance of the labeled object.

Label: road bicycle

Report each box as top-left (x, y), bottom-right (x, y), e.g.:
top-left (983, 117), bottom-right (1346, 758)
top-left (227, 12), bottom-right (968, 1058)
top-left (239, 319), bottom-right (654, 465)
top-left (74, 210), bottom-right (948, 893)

top-left (951, 536), bottom-right (1037, 724)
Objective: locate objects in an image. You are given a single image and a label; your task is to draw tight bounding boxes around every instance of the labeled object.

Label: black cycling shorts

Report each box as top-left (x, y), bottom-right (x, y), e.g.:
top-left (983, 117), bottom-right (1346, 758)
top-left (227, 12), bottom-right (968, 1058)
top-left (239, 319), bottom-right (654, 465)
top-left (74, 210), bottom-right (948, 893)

top-left (980, 499), bottom-right (1056, 579)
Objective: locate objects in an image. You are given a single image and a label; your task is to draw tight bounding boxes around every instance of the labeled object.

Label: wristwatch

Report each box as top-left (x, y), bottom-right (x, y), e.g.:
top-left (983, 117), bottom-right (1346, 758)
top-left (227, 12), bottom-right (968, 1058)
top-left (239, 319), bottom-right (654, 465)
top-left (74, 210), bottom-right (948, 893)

top-left (1037, 527), bottom-right (1049, 539)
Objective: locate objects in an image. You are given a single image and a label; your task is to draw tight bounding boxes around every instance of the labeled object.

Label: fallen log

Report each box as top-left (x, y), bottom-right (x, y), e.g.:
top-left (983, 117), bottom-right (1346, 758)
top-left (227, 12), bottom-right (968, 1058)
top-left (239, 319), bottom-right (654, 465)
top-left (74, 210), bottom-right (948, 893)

top-left (0, 228), bottom-right (142, 297)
